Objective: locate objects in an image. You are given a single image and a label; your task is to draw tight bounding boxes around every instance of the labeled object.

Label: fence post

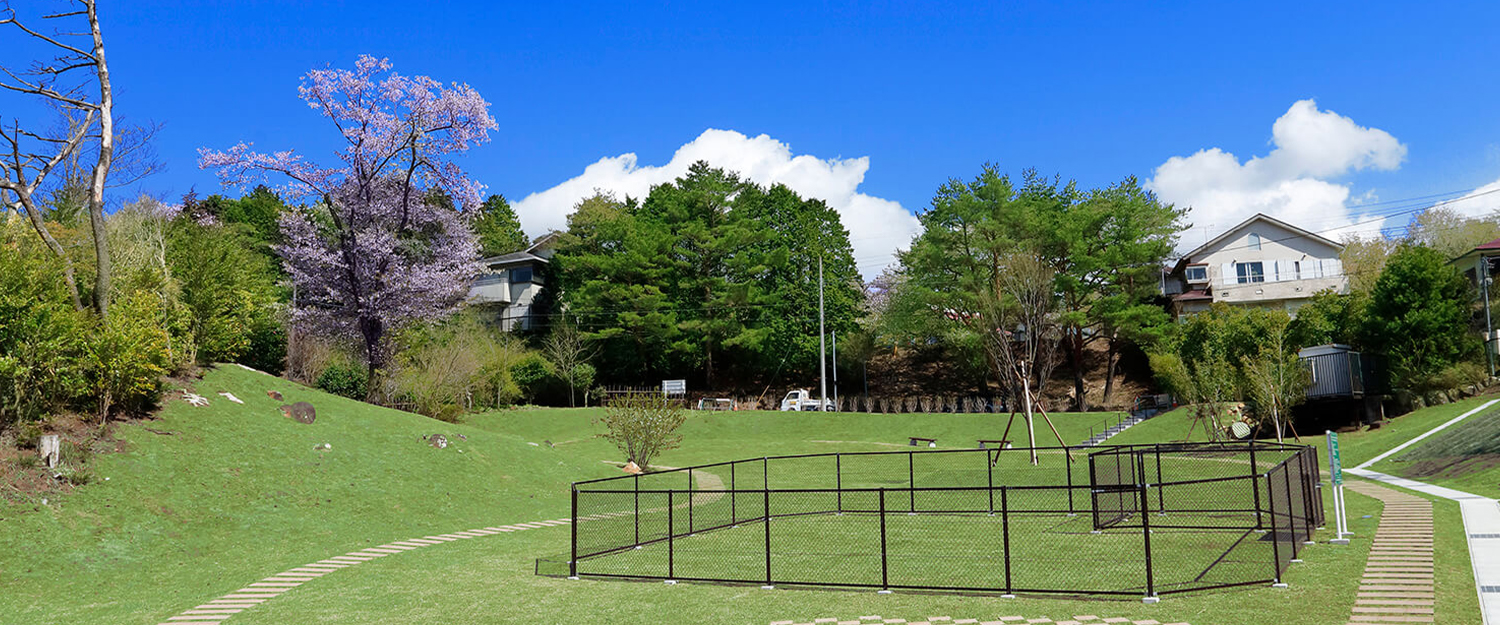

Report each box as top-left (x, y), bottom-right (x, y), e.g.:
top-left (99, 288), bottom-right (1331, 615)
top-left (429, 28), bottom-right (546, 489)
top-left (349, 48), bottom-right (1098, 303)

top-left (570, 485), bottom-right (578, 578)
top-left (837, 454), bottom-right (843, 514)
top-left (1140, 482), bottom-right (1155, 599)
top-left (634, 473), bottom-right (640, 545)
top-left (908, 451), bottom-right (916, 512)
top-left (1267, 470), bottom-right (1283, 584)
top-left (1001, 486), bottom-right (1012, 594)
top-left (1282, 460), bottom-right (1298, 559)
top-left (879, 488), bottom-right (889, 590)
top-left (731, 461), bottom-right (737, 524)
top-left (668, 490), bottom-right (675, 580)
top-left (764, 485), bottom-right (772, 587)
top-left (1066, 452), bottom-right (1075, 514)
top-left (1154, 444), bottom-right (1164, 514)
top-left (688, 469), bottom-right (694, 534)
top-left (1250, 442), bottom-right (1262, 529)
top-left (987, 449), bottom-right (995, 514)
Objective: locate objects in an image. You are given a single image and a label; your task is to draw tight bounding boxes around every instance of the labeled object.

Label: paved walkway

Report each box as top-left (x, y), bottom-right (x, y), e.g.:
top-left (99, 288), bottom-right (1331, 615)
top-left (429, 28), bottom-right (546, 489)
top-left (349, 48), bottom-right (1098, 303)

top-left (1342, 480), bottom-right (1437, 625)
top-left (769, 615), bottom-right (1189, 625)
top-left (1348, 468), bottom-right (1500, 625)
top-left (155, 518), bottom-right (574, 625)
top-left (1346, 397), bottom-right (1500, 625)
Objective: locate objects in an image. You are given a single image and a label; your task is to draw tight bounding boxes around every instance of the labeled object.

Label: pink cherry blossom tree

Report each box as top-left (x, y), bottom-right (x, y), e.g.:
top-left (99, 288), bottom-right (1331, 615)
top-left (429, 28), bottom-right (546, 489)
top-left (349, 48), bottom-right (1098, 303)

top-left (200, 56), bottom-right (496, 384)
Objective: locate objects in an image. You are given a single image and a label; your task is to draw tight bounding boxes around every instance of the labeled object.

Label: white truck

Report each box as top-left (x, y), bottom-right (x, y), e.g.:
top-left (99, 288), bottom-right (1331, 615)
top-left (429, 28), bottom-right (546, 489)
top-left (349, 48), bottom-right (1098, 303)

top-left (779, 389), bottom-right (833, 412)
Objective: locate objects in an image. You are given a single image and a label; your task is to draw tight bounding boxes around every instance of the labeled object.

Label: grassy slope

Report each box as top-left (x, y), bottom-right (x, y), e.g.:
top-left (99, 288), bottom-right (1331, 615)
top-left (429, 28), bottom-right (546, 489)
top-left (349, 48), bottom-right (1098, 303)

top-left (5, 379), bottom-right (1485, 624)
top-left (1099, 407), bottom-right (1214, 446)
top-left (1363, 398), bottom-right (1500, 499)
top-left (0, 365), bottom-right (611, 625)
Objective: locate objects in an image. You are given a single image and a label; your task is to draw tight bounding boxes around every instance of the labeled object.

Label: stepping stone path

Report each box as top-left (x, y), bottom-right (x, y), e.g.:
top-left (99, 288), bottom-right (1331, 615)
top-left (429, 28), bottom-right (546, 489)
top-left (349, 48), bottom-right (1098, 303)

top-left (154, 518), bottom-right (574, 624)
top-left (1344, 481), bottom-right (1437, 625)
top-left (157, 465), bottom-right (725, 624)
top-left (768, 616), bottom-right (1189, 625)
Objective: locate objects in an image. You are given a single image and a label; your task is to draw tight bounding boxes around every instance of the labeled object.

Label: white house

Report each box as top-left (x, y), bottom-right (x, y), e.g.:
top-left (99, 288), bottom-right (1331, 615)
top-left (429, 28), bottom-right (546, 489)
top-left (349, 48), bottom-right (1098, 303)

top-left (467, 232), bottom-right (559, 331)
top-left (1164, 213), bottom-right (1347, 318)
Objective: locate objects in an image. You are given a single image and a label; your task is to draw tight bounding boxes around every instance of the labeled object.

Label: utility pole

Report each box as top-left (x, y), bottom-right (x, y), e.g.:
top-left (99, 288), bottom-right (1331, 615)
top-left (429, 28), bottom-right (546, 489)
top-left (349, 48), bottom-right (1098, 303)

top-left (1485, 255), bottom-right (1495, 377)
top-left (831, 331), bottom-right (839, 411)
top-left (819, 256), bottom-right (827, 412)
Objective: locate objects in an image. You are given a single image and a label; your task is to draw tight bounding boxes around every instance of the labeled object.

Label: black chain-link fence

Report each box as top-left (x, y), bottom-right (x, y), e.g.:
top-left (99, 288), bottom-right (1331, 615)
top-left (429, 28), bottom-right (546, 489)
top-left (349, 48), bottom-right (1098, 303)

top-left (554, 442), bottom-right (1322, 597)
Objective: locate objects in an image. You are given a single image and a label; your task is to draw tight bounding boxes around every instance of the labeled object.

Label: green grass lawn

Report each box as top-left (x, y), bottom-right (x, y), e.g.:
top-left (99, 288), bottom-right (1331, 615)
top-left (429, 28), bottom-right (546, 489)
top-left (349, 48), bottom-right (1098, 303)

top-left (469, 406), bottom-right (1125, 467)
top-left (0, 369), bottom-right (1482, 624)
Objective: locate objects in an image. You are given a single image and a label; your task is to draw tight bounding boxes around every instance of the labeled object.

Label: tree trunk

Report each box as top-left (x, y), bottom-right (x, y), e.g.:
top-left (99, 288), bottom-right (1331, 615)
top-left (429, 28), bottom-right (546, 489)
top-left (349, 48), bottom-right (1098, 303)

top-left (360, 316), bottom-right (385, 400)
top-left (1070, 330), bottom-right (1088, 412)
top-left (1102, 336), bottom-right (1119, 404)
top-left (84, 1), bottom-right (115, 319)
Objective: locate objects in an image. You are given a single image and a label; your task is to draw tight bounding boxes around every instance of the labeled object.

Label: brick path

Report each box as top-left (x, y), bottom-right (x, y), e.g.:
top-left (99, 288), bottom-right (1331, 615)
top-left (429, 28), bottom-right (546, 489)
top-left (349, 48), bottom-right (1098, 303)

top-left (769, 614), bottom-right (1190, 625)
top-left (1343, 481), bottom-right (1436, 625)
top-left (154, 518), bottom-right (573, 625)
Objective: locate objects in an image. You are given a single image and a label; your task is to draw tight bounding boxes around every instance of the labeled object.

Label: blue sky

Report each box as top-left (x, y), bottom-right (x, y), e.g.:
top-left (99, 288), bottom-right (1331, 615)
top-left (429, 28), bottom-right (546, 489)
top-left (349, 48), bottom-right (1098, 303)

top-left (27, 1), bottom-right (1500, 272)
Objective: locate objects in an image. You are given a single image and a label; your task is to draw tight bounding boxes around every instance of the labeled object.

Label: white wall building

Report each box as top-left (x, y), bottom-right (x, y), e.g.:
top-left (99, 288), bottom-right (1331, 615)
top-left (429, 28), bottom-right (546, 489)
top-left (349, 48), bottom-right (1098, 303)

top-left (466, 233), bottom-right (559, 331)
top-left (1164, 213), bottom-right (1347, 318)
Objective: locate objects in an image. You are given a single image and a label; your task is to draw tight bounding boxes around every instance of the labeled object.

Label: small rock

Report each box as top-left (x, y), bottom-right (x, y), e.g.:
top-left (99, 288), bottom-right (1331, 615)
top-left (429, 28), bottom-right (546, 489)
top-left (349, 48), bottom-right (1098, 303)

top-left (528, 442), bottom-right (539, 447)
top-left (429, 434), bottom-right (448, 449)
top-left (267, 390), bottom-right (284, 401)
top-left (623, 461), bottom-right (643, 474)
top-left (314, 443), bottom-right (332, 451)
top-left (456, 433), bottom-right (467, 440)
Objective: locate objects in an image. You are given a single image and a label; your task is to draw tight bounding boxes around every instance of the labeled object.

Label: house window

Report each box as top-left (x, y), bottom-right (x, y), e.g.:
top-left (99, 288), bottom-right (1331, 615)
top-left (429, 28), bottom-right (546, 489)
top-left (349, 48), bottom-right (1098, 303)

top-left (510, 266), bottom-right (533, 283)
top-left (1185, 265), bottom-right (1208, 283)
top-left (1291, 260), bottom-right (1301, 280)
top-left (1236, 261), bottom-right (1265, 284)
top-left (1248, 233), bottom-right (1262, 250)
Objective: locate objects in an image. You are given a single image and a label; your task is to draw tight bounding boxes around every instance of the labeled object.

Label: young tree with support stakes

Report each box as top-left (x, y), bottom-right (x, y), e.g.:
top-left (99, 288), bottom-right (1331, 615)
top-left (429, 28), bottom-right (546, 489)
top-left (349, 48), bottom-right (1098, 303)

top-left (946, 252), bottom-right (1068, 465)
top-left (200, 56), bottom-right (495, 387)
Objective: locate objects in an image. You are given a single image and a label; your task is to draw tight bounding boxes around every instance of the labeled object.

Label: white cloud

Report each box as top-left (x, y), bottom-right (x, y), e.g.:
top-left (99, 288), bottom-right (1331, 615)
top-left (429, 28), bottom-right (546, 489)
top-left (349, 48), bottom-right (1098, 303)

top-left (1148, 99), bottom-right (1407, 250)
top-left (512, 129), bottom-right (920, 279)
top-left (1436, 178), bottom-right (1500, 220)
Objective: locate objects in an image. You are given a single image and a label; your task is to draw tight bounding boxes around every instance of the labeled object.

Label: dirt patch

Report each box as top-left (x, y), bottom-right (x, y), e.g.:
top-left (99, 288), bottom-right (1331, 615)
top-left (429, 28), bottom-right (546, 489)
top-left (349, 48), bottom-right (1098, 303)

top-left (1401, 454), bottom-right (1500, 478)
top-left (1, 413), bottom-right (125, 506)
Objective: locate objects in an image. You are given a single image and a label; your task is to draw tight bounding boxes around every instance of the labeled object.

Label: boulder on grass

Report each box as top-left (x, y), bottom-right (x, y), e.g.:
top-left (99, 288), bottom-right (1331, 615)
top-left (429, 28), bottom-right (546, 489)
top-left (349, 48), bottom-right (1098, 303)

top-left (428, 434), bottom-right (448, 449)
top-left (622, 461), bottom-right (642, 474)
top-left (280, 402), bottom-right (316, 424)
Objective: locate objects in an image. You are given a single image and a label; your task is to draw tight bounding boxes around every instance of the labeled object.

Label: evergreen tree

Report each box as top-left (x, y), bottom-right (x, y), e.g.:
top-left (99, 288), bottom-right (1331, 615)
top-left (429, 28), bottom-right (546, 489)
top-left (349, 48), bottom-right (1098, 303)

top-left (1363, 244), bottom-right (1476, 389)
top-left (474, 194), bottom-right (529, 257)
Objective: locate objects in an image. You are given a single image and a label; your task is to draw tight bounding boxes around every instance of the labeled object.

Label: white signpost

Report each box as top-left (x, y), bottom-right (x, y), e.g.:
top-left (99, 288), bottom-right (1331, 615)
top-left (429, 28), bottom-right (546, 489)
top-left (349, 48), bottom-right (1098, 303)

top-left (1327, 430), bottom-right (1351, 544)
top-left (662, 379), bottom-right (686, 397)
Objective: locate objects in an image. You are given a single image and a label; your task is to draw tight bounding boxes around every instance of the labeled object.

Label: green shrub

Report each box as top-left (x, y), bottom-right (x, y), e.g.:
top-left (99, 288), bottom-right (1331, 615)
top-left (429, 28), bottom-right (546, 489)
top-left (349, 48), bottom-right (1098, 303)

top-left (83, 290), bottom-right (176, 420)
top-left (0, 231), bottom-right (91, 427)
top-left (391, 313), bottom-right (532, 417)
top-left (316, 360), bottom-right (369, 400)
top-left (510, 354), bottom-right (555, 403)
top-left (1420, 361), bottom-right (1488, 393)
top-left (166, 219), bottom-right (282, 365)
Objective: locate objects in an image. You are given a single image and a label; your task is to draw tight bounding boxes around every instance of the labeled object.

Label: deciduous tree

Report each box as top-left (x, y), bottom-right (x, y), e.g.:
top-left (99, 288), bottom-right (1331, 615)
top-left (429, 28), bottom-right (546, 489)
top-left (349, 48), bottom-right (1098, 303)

top-left (200, 56), bottom-right (494, 383)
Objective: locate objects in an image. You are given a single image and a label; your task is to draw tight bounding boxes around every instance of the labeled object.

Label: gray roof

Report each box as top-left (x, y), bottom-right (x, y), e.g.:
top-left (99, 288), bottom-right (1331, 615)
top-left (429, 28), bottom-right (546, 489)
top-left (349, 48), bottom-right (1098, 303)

top-left (479, 251), bottom-right (548, 268)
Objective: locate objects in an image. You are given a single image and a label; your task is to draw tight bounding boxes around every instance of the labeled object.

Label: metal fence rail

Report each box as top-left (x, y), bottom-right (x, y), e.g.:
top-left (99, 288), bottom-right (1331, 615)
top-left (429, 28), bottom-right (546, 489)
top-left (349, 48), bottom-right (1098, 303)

top-left (552, 441), bottom-right (1322, 599)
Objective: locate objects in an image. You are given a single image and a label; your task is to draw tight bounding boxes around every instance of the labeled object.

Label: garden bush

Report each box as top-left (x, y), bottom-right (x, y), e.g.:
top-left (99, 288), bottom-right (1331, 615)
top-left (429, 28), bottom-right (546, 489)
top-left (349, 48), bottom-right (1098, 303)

top-left (316, 359), bottom-right (369, 400)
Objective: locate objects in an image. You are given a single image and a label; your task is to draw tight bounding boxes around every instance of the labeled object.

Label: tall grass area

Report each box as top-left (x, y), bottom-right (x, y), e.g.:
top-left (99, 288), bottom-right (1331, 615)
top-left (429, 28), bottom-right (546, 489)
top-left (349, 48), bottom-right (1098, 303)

top-left (1369, 398), bottom-right (1500, 498)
